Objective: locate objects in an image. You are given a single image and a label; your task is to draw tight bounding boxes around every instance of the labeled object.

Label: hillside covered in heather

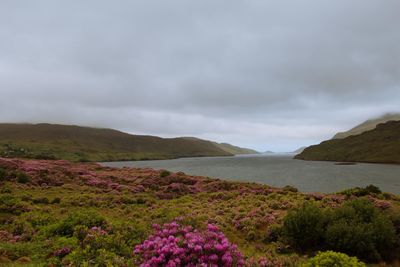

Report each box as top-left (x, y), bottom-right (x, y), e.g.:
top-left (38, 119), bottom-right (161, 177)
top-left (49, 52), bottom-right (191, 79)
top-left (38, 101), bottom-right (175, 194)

top-left (1, 158), bottom-right (400, 266)
top-left (295, 120), bottom-right (400, 164)
top-left (0, 123), bottom-right (257, 162)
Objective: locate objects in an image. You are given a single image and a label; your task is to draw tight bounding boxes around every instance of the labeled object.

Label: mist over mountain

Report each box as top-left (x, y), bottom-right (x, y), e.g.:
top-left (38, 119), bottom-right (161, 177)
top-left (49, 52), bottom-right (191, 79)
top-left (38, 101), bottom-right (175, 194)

top-left (333, 113), bottom-right (400, 139)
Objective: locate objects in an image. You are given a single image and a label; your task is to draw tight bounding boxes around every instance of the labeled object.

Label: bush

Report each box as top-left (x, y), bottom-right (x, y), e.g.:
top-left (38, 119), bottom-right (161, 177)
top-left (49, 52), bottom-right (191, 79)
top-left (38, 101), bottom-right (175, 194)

top-left (282, 202), bottom-right (327, 251)
top-left (33, 197), bottom-right (49, 204)
top-left (283, 185), bottom-right (298, 193)
top-left (16, 172), bottom-right (31, 184)
top-left (340, 185), bottom-right (382, 197)
top-left (282, 199), bottom-right (398, 262)
top-left (160, 170), bottom-right (171, 178)
top-left (49, 210), bottom-right (107, 236)
top-left (51, 197), bottom-right (61, 204)
top-left (303, 251), bottom-right (366, 267)
top-left (325, 199), bottom-right (397, 262)
top-left (0, 167), bottom-right (7, 181)
top-left (134, 221), bottom-right (245, 266)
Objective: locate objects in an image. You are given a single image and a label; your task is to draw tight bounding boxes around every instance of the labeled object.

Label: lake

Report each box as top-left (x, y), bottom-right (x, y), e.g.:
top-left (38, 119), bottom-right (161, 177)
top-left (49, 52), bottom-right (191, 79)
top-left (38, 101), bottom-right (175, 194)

top-left (101, 154), bottom-right (400, 194)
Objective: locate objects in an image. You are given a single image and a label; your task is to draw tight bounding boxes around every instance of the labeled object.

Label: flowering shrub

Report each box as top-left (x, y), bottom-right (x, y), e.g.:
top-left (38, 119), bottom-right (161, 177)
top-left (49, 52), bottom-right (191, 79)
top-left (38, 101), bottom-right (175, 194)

top-left (134, 221), bottom-right (245, 266)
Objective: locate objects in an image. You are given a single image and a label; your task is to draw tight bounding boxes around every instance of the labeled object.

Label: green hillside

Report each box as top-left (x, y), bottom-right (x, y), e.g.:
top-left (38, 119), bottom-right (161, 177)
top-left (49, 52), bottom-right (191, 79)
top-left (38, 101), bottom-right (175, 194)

top-left (214, 142), bottom-right (259, 155)
top-left (0, 123), bottom-right (235, 161)
top-left (295, 120), bottom-right (400, 164)
top-left (333, 113), bottom-right (400, 139)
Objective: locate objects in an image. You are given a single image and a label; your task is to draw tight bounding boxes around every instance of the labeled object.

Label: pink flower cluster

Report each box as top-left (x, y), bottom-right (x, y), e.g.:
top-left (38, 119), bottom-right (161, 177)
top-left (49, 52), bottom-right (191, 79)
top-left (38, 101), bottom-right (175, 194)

top-left (134, 221), bottom-right (245, 267)
top-left (89, 226), bottom-right (108, 236)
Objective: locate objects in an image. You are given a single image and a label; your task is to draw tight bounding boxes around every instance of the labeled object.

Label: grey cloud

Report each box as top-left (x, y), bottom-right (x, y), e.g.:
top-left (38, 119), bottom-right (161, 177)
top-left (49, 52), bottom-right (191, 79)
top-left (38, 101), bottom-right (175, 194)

top-left (0, 0), bottom-right (399, 151)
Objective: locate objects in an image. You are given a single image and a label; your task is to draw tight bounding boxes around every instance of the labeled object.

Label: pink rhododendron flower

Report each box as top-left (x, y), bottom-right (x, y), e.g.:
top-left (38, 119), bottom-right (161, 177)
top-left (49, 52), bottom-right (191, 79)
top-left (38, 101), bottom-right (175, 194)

top-left (134, 221), bottom-right (245, 266)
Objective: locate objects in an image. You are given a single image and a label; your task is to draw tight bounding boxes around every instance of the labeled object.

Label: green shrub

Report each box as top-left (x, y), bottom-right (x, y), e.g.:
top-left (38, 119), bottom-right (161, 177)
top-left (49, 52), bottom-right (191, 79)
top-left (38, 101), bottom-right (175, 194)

top-left (33, 197), bottom-right (49, 204)
top-left (340, 184), bottom-right (382, 197)
top-left (16, 172), bottom-right (31, 184)
top-left (282, 199), bottom-right (398, 262)
top-left (20, 212), bottom-right (55, 229)
top-left (0, 194), bottom-right (29, 214)
top-left (160, 170), bottom-right (171, 178)
top-left (325, 199), bottom-right (397, 262)
top-left (303, 251), bottom-right (366, 267)
top-left (49, 210), bottom-right (107, 236)
top-left (0, 167), bottom-right (7, 181)
top-left (283, 185), bottom-right (298, 193)
top-left (282, 202), bottom-right (327, 251)
top-left (51, 197), bottom-right (61, 204)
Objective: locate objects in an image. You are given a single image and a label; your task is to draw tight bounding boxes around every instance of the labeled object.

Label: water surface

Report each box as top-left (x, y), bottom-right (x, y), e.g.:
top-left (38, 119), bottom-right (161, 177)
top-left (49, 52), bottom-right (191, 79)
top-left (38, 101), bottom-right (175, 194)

top-left (101, 154), bottom-right (400, 194)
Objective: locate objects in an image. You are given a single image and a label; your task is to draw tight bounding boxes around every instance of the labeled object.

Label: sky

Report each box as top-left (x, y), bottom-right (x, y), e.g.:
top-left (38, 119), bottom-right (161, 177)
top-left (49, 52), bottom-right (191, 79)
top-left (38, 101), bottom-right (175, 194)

top-left (1, 0), bottom-right (399, 152)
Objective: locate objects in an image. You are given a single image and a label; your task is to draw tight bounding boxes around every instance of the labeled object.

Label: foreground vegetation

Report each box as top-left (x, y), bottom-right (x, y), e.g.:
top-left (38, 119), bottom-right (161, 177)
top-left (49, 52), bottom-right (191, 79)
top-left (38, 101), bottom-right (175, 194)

top-left (296, 120), bottom-right (400, 164)
top-left (0, 158), bottom-right (399, 266)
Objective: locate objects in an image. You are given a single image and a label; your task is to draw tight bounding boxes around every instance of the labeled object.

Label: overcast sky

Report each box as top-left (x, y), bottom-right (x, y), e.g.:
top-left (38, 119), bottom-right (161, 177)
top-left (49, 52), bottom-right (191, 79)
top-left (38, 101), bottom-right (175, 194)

top-left (1, 1), bottom-right (399, 152)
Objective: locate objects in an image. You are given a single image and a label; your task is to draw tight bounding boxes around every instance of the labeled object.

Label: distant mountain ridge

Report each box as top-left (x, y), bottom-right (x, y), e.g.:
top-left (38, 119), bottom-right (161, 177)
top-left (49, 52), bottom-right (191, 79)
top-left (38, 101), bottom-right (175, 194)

top-left (333, 113), bottom-right (400, 139)
top-left (295, 120), bottom-right (400, 164)
top-left (0, 123), bottom-right (255, 162)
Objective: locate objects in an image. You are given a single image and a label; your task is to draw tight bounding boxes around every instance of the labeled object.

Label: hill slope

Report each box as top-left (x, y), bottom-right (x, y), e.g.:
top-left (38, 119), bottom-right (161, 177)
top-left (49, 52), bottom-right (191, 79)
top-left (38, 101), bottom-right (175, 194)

top-left (0, 123), bottom-right (235, 161)
top-left (214, 142), bottom-right (259, 155)
top-left (295, 120), bottom-right (400, 164)
top-left (333, 113), bottom-right (400, 139)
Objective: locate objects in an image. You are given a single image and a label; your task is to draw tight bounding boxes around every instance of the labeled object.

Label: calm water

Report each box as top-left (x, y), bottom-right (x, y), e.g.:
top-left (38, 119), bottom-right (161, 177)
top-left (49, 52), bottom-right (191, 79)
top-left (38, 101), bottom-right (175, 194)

top-left (101, 154), bottom-right (400, 194)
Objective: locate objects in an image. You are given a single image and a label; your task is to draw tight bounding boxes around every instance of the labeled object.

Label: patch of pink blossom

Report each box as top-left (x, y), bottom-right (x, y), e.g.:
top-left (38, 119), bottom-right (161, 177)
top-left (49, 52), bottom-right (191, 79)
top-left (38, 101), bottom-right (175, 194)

top-left (134, 221), bottom-right (245, 267)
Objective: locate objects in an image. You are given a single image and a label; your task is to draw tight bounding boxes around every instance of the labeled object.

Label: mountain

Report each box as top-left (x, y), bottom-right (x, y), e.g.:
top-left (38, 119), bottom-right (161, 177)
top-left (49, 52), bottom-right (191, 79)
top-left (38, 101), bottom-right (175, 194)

top-left (214, 143), bottom-right (259, 155)
top-left (263, 151), bottom-right (275, 154)
top-left (292, 146), bottom-right (307, 154)
top-left (295, 120), bottom-right (400, 164)
top-left (333, 113), bottom-right (400, 139)
top-left (0, 123), bottom-right (237, 161)
top-left (180, 137), bottom-right (259, 155)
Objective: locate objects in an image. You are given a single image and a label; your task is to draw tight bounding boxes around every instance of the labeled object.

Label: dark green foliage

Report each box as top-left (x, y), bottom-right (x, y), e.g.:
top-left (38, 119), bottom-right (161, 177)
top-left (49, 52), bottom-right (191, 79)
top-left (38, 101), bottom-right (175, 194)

top-left (51, 197), bottom-right (61, 204)
top-left (67, 223), bottom-right (145, 266)
top-left (33, 197), bottom-right (49, 204)
top-left (282, 202), bottom-right (327, 251)
top-left (0, 194), bottom-right (29, 214)
top-left (283, 185), bottom-right (298, 193)
top-left (16, 172), bottom-right (31, 184)
top-left (50, 211), bottom-right (107, 237)
top-left (282, 199), bottom-right (398, 262)
top-left (0, 167), bottom-right (7, 181)
top-left (325, 199), bottom-right (397, 262)
top-left (160, 170), bottom-right (171, 178)
top-left (264, 224), bottom-right (282, 243)
top-left (365, 184), bottom-right (382, 195)
top-left (340, 184), bottom-right (382, 197)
